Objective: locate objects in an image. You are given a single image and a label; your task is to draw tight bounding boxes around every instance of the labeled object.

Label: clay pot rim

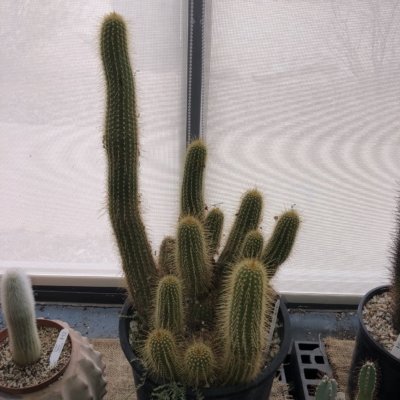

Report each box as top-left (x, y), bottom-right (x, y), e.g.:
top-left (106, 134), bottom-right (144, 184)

top-left (0, 318), bottom-right (72, 394)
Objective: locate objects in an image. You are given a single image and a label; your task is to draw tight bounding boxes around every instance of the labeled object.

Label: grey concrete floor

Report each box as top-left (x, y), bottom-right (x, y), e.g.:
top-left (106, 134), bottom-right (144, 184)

top-left (0, 303), bottom-right (121, 338)
top-left (0, 303), bottom-right (359, 340)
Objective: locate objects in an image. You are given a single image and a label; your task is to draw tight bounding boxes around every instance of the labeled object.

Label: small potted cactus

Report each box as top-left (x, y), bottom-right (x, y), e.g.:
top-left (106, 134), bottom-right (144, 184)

top-left (316, 362), bottom-right (376, 400)
top-left (0, 269), bottom-right (107, 399)
top-left (101, 13), bottom-right (300, 400)
top-left (348, 202), bottom-right (400, 398)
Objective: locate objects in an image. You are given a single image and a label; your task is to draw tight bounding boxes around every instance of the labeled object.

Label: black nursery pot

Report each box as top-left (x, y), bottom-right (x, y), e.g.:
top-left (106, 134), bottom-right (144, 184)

top-left (348, 285), bottom-right (400, 399)
top-left (119, 298), bottom-right (291, 400)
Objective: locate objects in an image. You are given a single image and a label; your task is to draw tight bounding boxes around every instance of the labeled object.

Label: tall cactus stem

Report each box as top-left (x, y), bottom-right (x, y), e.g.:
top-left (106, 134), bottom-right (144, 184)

top-left (1, 269), bottom-right (41, 366)
top-left (219, 259), bottom-right (272, 384)
top-left (101, 13), bottom-right (157, 317)
top-left (204, 208), bottom-right (224, 258)
top-left (181, 140), bottom-right (207, 221)
top-left (154, 275), bottom-right (184, 334)
top-left (262, 209), bottom-right (300, 278)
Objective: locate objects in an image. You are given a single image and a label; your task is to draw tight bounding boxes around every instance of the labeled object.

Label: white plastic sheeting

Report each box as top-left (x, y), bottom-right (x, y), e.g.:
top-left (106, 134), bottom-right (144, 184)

top-left (0, 1), bottom-right (187, 286)
top-left (204, 0), bottom-right (400, 301)
top-left (1, 1), bottom-right (400, 302)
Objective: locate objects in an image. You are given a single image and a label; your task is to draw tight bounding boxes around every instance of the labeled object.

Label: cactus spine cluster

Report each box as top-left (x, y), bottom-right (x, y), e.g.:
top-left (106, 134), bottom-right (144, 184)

top-left (1, 269), bottom-right (41, 366)
top-left (101, 13), bottom-right (300, 390)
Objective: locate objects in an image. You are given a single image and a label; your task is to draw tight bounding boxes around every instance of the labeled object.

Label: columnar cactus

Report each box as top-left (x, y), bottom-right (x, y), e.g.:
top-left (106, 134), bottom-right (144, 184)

top-left (204, 208), bottom-right (224, 258)
top-left (217, 190), bottom-right (263, 275)
top-left (315, 376), bottom-right (338, 400)
top-left (101, 13), bottom-right (157, 317)
top-left (101, 12), bottom-right (300, 391)
top-left (184, 342), bottom-right (216, 387)
top-left (158, 236), bottom-right (177, 276)
top-left (1, 269), bottom-right (41, 366)
top-left (143, 329), bottom-right (181, 381)
top-left (154, 275), bottom-right (184, 334)
top-left (176, 216), bottom-right (211, 299)
top-left (240, 229), bottom-right (264, 259)
top-left (355, 361), bottom-right (377, 400)
top-left (219, 259), bottom-right (273, 384)
top-left (391, 201), bottom-right (400, 331)
top-left (262, 209), bottom-right (300, 278)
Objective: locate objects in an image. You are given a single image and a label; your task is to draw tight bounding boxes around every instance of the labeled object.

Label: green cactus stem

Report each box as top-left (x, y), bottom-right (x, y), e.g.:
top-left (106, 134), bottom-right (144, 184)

top-left (176, 216), bottom-right (211, 299)
top-left (220, 258), bottom-right (272, 384)
top-left (262, 209), bottom-right (300, 278)
top-left (204, 208), bottom-right (224, 258)
top-left (240, 230), bottom-right (264, 259)
top-left (181, 140), bottom-right (207, 221)
top-left (159, 236), bottom-right (177, 276)
top-left (0, 269), bottom-right (41, 366)
top-left (217, 190), bottom-right (263, 279)
top-left (143, 328), bottom-right (181, 381)
top-left (315, 376), bottom-right (338, 400)
top-left (154, 275), bottom-right (184, 335)
top-left (101, 13), bottom-right (157, 316)
top-left (391, 201), bottom-right (400, 331)
top-left (356, 361), bottom-right (377, 400)
top-left (184, 341), bottom-right (216, 387)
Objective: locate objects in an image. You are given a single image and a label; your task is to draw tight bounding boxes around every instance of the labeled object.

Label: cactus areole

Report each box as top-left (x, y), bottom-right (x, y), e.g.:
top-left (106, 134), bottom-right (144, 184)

top-left (348, 286), bottom-right (400, 400)
top-left (102, 12), bottom-right (299, 399)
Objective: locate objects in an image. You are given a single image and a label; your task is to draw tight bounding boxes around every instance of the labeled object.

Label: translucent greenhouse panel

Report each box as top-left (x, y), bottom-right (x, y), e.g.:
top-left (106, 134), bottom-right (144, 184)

top-left (204, 0), bottom-right (400, 301)
top-left (0, 1), bottom-right (187, 285)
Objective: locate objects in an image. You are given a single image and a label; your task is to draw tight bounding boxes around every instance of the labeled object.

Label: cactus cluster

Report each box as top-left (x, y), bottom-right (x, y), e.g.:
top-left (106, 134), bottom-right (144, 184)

top-left (316, 362), bottom-right (377, 400)
top-left (0, 269), bottom-right (41, 366)
top-left (101, 13), bottom-right (300, 389)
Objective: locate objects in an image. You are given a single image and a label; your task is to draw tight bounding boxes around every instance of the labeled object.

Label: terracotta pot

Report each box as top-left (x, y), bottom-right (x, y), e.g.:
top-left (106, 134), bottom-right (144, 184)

top-left (119, 298), bottom-right (291, 400)
top-left (0, 319), bottom-right (107, 400)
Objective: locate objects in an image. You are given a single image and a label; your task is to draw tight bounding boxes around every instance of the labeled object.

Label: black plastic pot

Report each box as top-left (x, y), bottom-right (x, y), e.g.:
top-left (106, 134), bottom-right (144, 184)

top-left (348, 285), bottom-right (400, 399)
top-left (119, 298), bottom-right (291, 400)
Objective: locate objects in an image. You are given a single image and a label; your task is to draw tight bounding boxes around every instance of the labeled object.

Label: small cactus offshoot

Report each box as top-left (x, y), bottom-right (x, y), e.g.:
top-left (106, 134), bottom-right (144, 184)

top-left (1, 269), bottom-right (41, 366)
top-left (154, 275), bottom-right (184, 334)
top-left (184, 342), bottom-right (216, 387)
top-left (143, 329), bottom-right (181, 382)
top-left (355, 361), bottom-right (377, 400)
top-left (315, 376), bottom-right (338, 400)
top-left (101, 12), bottom-right (300, 390)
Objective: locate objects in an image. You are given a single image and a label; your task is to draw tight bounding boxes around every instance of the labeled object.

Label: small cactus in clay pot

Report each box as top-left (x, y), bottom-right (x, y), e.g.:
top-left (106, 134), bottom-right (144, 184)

top-left (0, 269), bottom-right (107, 399)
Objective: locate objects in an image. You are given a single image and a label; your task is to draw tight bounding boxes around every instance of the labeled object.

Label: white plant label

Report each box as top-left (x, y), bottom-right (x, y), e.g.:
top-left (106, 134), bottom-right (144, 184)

top-left (265, 299), bottom-right (280, 355)
top-left (49, 328), bottom-right (69, 369)
top-left (390, 334), bottom-right (400, 359)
